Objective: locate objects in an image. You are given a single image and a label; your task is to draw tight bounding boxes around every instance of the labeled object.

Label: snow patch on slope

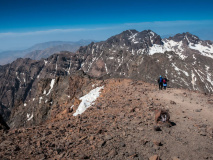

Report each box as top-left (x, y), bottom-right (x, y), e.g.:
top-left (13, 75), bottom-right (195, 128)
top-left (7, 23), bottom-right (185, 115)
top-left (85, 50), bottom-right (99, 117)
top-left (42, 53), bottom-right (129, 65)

top-left (27, 113), bottom-right (33, 121)
top-left (189, 41), bottom-right (213, 59)
top-left (172, 63), bottom-right (189, 76)
top-left (148, 40), bottom-right (187, 60)
top-left (46, 79), bottom-right (55, 95)
top-left (191, 70), bottom-right (196, 90)
top-left (73, 86), bottom-right (104, 116)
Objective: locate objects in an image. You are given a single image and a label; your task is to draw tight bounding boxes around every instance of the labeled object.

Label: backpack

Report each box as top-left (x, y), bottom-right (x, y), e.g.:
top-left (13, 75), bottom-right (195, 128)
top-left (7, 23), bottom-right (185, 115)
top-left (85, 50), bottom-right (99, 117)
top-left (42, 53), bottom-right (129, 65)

top-left (163, 79), bottom-right (166, 83)
top-left (159, 77), bottom-right (163, 83)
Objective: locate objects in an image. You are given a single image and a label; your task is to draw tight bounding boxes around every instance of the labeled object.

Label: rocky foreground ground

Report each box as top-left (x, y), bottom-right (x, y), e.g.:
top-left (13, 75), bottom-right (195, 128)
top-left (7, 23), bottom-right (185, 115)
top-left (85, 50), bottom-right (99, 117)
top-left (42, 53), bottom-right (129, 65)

top-left (0, 78), bottom-right (213, 160)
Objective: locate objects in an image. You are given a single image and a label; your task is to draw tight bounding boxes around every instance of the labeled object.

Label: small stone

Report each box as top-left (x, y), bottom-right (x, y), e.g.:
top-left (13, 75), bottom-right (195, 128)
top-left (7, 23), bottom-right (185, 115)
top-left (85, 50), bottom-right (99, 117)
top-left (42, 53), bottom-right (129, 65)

top-left (108, 149), bottom-right (117, 158)
top-left (149, 155), bottom-right (160, 160)
top-left (195, 109), bottom-right (202, 112)
top-left (172, 156), bottom-right (181, 160)
top-left (119, 142), bottom-right (126, 147)
top-left (170, 101), bottom-right (176, 105)
top-left (154, 126), bottom-right (161, 131)
top-left (153, 140), bottom-right (162, 146)
top-left (137, 127), bottom-right (144, 131)
top-left (200, 132), bottom-right (206, 136)
top-left (14, 145), bottom-right (21, 151)
top-left (100, 140), bottom-right (106, 147)
top-left (105, 135), bottom-right (112, 140)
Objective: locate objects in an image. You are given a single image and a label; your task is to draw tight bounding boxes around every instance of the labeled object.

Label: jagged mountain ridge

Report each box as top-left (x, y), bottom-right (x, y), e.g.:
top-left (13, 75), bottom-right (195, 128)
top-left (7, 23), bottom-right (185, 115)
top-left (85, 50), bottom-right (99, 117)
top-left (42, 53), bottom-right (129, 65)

top-left (0, 29), bottom-right (213, 126)
top-left (79, 30), bottom-right (213, 91)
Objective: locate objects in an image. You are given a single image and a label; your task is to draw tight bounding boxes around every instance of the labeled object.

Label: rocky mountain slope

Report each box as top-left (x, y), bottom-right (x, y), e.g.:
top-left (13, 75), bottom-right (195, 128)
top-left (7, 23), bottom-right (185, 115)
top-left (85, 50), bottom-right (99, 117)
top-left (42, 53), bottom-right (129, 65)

top-left (0, 30), bottom-right (213, 124)
top-left (0, 78), bottom-right (213, 159)
top-left (0, 28), bottom-right (213, 159)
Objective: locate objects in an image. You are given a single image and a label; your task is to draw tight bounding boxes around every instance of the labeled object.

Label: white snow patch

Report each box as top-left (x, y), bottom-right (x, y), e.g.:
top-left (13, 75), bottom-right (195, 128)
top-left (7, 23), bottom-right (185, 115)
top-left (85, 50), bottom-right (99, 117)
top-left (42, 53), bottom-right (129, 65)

top-left (46, 79), bottom-right (55, 95)
top-left (24, 103), bottom-right (27, 106)
top-left (132, 49), bottom-right (135, 55)
top-left (73, 86), bottom-right (104, 116)
top-left (87, 57), bottom-right (97, 72)
top-left (191, 70), bottom-right (196, 90)
top-left (16, 72), bottom-right (21, 82)
top-left (161, 39), bottom-right (187, 60)
top-left (205, 66), bottom-right (213, 86)
top-left (105, 63), bottom-right (109, 74)
top-left (39, 97), bottom-right (43, 104)
top-left (172, 63), bottom-right (189, 76)
top-left (128, 31), bottom-right (139, 44)
top-left (150, 31), bottom-right (155, 37)
top-left (43, 89), bottom-right (46, 94)
top-left (33, 98), bottom-right (35, 101)
top-left (44, 60), bottom-right (48, 65)
top-left (108, 57), bottom-right (114, 60)
top-left (27, 113), bottom-right (33, 121)
top-left (205, 65), bottom-right (210, 71)
top-left (181, 78), bottom-right (189, 86)
top-left (194, 69), bottom-right (205, 83)
top-left (149, 44), bottom-right (165, 55)
top-left (189, 41), bottom-right (213, 59)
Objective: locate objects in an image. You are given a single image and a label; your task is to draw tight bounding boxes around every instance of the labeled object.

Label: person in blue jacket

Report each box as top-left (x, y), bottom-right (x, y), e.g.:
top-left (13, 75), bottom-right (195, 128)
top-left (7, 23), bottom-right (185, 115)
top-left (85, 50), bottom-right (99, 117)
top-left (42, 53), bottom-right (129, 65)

top-left (157, 76), bottom-right (163, 90)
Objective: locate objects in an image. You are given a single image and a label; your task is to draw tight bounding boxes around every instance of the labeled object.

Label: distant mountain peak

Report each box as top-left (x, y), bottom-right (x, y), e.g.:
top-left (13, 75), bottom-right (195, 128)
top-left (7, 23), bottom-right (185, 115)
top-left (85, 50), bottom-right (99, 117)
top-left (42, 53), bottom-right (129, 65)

top-left (169, 32), bottom-right (200, 43)
top-left (122, 29), bottom-right (139, 34)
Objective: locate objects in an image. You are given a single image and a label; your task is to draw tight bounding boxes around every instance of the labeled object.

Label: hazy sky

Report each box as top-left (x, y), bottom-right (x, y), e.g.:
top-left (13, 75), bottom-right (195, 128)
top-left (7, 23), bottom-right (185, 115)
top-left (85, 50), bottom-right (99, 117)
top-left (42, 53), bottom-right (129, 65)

top-left (0, 0), bottom-right (213, 50)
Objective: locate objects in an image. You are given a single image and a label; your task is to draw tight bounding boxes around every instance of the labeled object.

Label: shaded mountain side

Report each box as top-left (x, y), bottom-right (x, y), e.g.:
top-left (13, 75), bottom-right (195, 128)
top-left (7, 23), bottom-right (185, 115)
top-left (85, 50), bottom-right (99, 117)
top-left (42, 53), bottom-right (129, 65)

top-left (0, 52), bottom-right (88, 121)
top-left (0, 78), bottom-right (213, 159)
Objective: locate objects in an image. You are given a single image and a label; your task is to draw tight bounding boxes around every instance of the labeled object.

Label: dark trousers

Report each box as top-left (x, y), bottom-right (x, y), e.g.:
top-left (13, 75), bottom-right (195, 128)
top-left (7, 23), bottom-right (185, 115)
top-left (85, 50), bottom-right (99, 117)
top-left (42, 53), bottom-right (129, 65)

top-left (159, 82), bottom-right (163, 90)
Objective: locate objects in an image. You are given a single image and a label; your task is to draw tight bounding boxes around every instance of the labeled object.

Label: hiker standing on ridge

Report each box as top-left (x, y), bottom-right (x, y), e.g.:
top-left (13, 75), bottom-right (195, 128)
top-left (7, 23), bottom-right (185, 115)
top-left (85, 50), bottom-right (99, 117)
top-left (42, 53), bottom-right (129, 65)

top-left (163, 76), bottom-right (169, 90)
top-left (158, 76), bottom-right (163, 90)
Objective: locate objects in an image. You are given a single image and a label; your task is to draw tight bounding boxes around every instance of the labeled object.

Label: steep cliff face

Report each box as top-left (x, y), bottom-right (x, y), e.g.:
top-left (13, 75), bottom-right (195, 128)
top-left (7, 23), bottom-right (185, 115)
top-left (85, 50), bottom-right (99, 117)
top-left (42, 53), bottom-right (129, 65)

top-left (0, 52), bottom-right (87, 122)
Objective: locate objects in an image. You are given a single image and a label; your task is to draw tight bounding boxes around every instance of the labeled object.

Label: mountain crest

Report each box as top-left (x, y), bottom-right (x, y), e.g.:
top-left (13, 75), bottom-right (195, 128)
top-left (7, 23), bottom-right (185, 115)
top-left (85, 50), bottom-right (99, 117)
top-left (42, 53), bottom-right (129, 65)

top-left (169, 32), bottom-right (200, 44)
